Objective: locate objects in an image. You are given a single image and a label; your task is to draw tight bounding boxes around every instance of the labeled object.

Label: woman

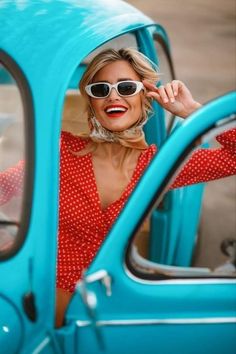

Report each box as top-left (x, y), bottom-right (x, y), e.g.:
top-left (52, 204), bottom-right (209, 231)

top-left (0, 48), bottom-right (235, 326)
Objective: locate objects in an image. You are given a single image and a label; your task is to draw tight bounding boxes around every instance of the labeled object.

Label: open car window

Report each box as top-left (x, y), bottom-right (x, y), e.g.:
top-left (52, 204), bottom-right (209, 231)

top-left (0, 51), bottom-right (33, 259)
top-left (126, 115), bottom-right (236, 280)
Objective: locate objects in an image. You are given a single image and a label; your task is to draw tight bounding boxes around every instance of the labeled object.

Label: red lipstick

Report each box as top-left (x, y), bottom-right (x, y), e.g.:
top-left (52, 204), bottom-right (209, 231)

top-left (104, 105), bottom-right (128, 118)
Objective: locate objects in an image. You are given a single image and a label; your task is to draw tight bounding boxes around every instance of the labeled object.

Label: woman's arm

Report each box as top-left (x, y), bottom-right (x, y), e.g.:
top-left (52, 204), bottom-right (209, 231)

top-left (143, 80), bottom-right (236, 188)
top-left (0, 160), bottom-right (25, 205)
top-left (170, 128), bottom-right (236, 189)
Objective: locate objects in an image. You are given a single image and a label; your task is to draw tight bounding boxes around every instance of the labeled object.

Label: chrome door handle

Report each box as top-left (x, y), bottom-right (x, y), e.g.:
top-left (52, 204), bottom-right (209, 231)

top-left (76, 269), bottom-right (113, 350)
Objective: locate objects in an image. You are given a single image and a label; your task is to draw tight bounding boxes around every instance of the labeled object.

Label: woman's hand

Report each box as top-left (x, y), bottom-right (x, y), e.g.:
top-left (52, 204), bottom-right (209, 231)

top-left (143, 79), bottom-right (202, 118)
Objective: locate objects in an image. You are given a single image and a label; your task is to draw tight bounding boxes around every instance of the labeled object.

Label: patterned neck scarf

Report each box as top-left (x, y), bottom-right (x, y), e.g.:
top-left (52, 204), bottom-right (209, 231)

top-left (87, 116), bottom-right (149, 150)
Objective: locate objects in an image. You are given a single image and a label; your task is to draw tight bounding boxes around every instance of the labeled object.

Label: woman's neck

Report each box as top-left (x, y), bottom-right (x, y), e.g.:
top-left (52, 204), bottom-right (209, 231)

top-left (93, 141), bottom-right (127, 159)
top-left (92, 142), bottom-right (141, 171)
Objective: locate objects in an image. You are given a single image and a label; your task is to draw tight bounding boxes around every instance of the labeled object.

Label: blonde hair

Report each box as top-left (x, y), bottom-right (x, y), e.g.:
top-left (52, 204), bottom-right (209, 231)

top-left (79, 48), bottom-right (159, 124)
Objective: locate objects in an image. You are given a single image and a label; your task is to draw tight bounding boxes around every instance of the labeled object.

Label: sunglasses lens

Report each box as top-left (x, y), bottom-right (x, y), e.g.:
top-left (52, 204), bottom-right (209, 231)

top-left (91, 83), bottom-right (110, 97)
top-left (118, 81), bottom-right (137, 96)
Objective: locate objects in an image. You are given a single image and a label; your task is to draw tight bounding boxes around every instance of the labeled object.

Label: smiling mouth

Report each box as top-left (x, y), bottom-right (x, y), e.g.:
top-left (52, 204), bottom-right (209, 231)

top-left (105, 106), bottom-right (128, 118)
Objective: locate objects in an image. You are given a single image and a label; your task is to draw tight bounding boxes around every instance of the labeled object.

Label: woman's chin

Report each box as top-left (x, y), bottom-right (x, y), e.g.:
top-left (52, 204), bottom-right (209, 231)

top-left (102, 119), bottom-right (139, 132)
top-left (104, 124), bottom-right (131, 132)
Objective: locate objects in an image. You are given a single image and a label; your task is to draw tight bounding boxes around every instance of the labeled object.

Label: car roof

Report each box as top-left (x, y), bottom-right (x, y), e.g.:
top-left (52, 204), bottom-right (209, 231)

top-left (0, 0), bottom-right (153, 87)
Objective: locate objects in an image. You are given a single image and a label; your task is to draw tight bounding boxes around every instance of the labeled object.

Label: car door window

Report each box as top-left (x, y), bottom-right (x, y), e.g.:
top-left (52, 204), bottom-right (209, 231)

top-left (0, 52), bottom-right (33, 259)
top-left (128, 120), bottom-right (236, 279)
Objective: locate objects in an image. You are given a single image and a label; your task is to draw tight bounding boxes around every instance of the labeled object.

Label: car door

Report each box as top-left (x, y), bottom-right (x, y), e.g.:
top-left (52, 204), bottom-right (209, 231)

top-left (60, 92), bottom-right (236, 354)
top-left (0, 50), bottom-right (59, 354)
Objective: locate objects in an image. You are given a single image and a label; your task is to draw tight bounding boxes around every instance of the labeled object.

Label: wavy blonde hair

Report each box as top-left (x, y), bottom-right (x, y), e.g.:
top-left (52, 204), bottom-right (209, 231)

top-left (79, 48), bottom-right (159, 124)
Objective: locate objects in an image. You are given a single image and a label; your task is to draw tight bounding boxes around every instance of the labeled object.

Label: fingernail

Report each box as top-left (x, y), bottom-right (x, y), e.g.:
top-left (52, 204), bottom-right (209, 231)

top-left (174, 91), bottom-right (177, 96)
top-left (164, 99), bottom-right (168, 103)
top-left (171, 98), bottom-right (175, 103)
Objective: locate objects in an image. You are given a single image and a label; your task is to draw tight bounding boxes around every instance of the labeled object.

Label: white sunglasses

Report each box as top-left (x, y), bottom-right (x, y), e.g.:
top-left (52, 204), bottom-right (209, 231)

top-left (85, 80), bottom-right (144, 98)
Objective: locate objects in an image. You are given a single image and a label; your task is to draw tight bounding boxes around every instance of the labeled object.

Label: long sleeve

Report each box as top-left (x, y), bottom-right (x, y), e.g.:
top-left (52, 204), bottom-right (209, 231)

top-left (0, 160), bottom-right (25, 205)
top-left (170, 128), bottom-right (236, 189)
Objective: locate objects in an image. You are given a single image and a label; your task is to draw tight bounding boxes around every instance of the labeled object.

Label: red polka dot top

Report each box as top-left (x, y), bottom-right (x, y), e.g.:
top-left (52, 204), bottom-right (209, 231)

top-left (57, 131), bottom-right (157, 292)
top-left (0, 129), bottom-right (235, 292)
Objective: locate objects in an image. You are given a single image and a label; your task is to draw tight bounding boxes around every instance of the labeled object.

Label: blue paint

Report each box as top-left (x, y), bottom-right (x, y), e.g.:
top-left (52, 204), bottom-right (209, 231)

top-left (0, 0), bottom-right (235, 353)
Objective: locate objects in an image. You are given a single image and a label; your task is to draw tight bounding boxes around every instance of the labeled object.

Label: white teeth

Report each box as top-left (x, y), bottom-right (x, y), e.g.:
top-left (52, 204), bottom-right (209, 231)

top-left (106, 107), bottom-right (126, 113)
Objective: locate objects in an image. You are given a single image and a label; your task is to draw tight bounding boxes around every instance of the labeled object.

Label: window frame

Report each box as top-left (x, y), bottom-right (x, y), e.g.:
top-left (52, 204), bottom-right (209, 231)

top-left (153, 32), bottom-right (176, 134)
top-left (125, 115), bottom-right (236, 281)
top-left (0, 49), bottom-right (34, 261)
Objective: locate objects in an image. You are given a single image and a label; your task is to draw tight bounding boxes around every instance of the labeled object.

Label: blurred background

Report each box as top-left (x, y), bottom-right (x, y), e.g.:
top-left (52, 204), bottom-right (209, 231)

top-left (126, 0), bottom-right (236, 103)
top-left (127, 0), bottom-right (236, 267)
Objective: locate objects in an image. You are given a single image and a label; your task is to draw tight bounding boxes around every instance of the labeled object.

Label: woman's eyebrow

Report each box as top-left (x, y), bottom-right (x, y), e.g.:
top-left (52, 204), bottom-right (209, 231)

top-left (92, 77), bottom-right (137, 84)
top-left (117, 78), bottom-right (134, 81)
top-left (93, 78), bottom-right (135, 83)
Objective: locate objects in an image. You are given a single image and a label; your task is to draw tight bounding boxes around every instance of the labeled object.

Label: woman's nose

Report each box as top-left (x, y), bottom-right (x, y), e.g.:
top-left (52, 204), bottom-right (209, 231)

top-left (108, 87), bottom-right (120, 99)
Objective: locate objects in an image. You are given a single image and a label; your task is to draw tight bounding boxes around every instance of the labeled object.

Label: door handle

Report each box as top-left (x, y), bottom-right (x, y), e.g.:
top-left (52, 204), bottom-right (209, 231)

top-left (76, 269), bottom-right (112, 350)
top-left (85, 269), bottom-right (112, 296)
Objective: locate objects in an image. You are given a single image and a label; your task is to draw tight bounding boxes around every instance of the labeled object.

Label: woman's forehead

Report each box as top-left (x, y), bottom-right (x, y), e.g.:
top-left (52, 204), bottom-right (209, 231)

top-left (93, 60), bottom-right (140, 82)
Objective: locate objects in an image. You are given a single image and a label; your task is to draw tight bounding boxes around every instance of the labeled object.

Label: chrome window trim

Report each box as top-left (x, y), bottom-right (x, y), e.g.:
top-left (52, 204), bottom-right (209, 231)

top-left (32, 337), bottom-right (51, 354)
top-left (76, 317), bottom-right (236, 328)
top-left (124, 263), bottom-right (236, 285)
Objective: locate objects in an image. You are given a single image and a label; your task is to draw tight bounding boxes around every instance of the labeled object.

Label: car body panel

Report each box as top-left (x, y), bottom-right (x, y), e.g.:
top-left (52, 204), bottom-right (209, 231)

top-left (0, 1), bottom-right (235, 353)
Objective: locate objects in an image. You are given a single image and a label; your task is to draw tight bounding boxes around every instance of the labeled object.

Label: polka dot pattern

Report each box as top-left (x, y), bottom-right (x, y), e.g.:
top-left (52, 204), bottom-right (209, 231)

top-left (0, 160), bottom-right (24, 204)
top-left (171, 128), bottom-right (236, 189)
top-left (57, 131), bottom-right (156, 292)
top-left (0, 128), bottom-right (235, 293)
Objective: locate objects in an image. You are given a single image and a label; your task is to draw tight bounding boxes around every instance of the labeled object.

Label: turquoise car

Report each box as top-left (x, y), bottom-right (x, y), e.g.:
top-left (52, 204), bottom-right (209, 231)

top-left (0, 1), bottom-right (235, 353)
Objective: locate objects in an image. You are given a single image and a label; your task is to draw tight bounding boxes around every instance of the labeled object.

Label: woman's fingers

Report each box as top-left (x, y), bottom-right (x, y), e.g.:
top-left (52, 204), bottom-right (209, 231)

top-left (143, 80), bottom-right (161, 102)
top-left (143, 79), bottom-right (188, 107)
top-left (143, 79), bottom-right (158, 93)
top-left (171, 80), bottom-right (180, 96)
top-left (165, 83), bottom-right (175, 103)
top-left (146, 91), bottom-right (161, 102)
top-left (143, 79), bottom-right (200, 118)
top-left (149, 84), bottom-right (175, 104)
top-left (145, 85), bottom-right (171, 105)
top-left (143, 80), bottom-right (179, 104)
top-left (157, 85), bottom-right (169, 103)
top-left (161, 80), bottom-right (183, 102)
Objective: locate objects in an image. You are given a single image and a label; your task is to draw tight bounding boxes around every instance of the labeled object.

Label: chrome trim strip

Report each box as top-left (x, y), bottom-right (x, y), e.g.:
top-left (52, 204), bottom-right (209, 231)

top-left (76, 317), bottom-right (236, 328)
top-left (124, 264), bottom-right (236, 286)
top-left (130, 244), bottom-right (212, 276)
top-left (76, 320), bottom-right (91, 327)
top-left (32, 337), bottom-right (50, 354)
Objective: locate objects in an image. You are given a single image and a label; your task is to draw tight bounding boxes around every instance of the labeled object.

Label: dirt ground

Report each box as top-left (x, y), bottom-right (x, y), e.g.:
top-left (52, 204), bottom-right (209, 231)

top-left (127, 0), bottom-right (236, 267)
